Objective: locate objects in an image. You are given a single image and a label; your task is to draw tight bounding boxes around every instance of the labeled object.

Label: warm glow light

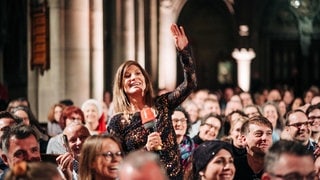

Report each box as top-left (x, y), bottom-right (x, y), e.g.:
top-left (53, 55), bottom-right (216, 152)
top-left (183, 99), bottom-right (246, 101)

top-left (290, 0), bottom-right (301, 8)
top-left (239, 25), bottom-right (249, 36)
top-left (232, 48), bottom-right (256, 92)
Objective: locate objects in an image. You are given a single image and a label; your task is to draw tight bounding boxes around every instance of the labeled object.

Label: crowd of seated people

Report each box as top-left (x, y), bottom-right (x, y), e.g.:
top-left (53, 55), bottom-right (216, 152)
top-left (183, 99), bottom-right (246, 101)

top-left (0, 84), bottom-right (318, 180)
top-left (0, 22), bottom-right (320, 179)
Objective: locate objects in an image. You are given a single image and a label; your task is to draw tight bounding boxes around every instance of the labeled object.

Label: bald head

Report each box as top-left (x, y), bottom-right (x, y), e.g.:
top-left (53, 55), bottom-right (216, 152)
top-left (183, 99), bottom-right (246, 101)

top-left (119, 151), bottom-right (168, 180)
top-left (311, 96), bottom-right (320, 105)
top-left (63, 122), bottom-right (90, 156)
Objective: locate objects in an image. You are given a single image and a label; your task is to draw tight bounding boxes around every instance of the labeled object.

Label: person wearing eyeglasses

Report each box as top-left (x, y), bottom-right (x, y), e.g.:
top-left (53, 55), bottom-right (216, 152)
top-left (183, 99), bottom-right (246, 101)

top-left (306, 103), bottom-right (320, 144)
top-left (171, 106), bottom-right (195, 171)
top-left (192, 113), bottom-right (223, 147)
top-left (282, 109), bottom-right (316, 154)
top-left (262, 140), bottom-right (317, 180)
top-left (46, 105), bottom-right (85, 154)
top-left (79, 134), bottom-right (123, 180)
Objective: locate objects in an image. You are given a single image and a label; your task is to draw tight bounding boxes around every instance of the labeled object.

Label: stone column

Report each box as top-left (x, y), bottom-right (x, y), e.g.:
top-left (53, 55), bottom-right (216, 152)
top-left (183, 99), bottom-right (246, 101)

top-left (158, 0), bottom-right (176, 90)
top-left (65, 0), bottom-right (90, 106)
top-left (136, 0), bottom-right (145, 67)
top-left (90, 0), bottom-right (104, 100)
top-left (123, 0), bottom-right (135, 60)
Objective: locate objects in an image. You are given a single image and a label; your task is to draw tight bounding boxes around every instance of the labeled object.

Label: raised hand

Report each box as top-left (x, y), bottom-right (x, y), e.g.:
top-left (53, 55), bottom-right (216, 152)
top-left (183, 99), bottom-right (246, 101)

top-left (170, 23), bottom-right (189, 51)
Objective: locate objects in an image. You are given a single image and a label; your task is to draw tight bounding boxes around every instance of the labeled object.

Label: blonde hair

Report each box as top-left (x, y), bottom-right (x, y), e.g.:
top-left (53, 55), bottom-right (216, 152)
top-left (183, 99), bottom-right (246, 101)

top-left (112, 60), bottom-right (154, 113)
top-left (79, 134), bottom-right (123, 180)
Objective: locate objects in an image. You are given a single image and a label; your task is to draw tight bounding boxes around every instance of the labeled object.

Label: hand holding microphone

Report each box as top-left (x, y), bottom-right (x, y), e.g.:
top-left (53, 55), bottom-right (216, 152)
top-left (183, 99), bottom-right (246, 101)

top-left (141, 107), bottom-right (163, 151)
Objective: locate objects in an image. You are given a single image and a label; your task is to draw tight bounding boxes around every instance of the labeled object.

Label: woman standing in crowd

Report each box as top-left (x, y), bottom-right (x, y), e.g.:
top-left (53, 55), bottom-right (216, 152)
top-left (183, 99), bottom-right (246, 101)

top-left (79, 134), bottom-right (123, 180)
top-left (108, 23), bottom-right (197, 179)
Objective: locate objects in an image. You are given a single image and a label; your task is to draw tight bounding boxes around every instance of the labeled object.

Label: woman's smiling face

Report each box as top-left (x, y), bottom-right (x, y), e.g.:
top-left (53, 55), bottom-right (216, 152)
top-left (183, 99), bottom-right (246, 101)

top-left (123, 65), bottom-right (146, 96)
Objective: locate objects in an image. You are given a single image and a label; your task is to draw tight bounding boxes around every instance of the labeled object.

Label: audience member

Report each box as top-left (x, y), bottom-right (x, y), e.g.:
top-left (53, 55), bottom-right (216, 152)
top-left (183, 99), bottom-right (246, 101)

top-left (171, 106), bottom-right (195, 170)
top-left (262, 102), bottom-right (283, 143)
top-left (108, 24), bottom-right (196, 179)
top-left (6, 97), bottom-right (30, 113)
top-left (277, 100), bottom-right (287, 118)
top-left (262, 140), bottom-right (316, 180)
top-left (282, 88), bottom-right (295, 110)
top-left (282, 109), bottom-right (316, 153)
top-left (243, 104), bottom-right (262, 118)
top-left (81, 99), bottom-right (105, 135)
top-left (225, 110), bottom-right (247, 125)
top-left (46, 105), bottom-right (85, 154)
top-left (56, 122), bottom-right (90, 180)
top-left (291, 97), bottom-right (304, 110)
top-left (200, 98), bottom-right (221, 117)
top-left (304, 89), bottom-right (317, 105)
top-left (0, 112), bottom-right (20, 140)
top-left (47, 103), bottom-right (65, 137)
top-left (224, 110), bottom-right (247, 137)
top-left (193, 113), bottom-right (223, 146)
top-left (224, 98), bottom-right (243, 117)
top-left (222, 116), bottom-right (248, 158)
top-left (79, 134), bottom-right (123, 180)
top-left (267, 89), bottom-right (281, 102)
top-left (234, 116), bottom-right (273, 180)
top-left (182, 100), bottom-right (200, 138)
top-left (253, 91), bottom-right (266, 106)
top-left (306, 103), bottom-right (320, 143)
top-left (192, 89), bottom-right (209, 110)
top-left (4, 161), bottom-right (63, 180)
top-left (220, 87), bottom-right (234, 112)
top-left (118, 150), bottom-right (169, 180)
top-left (240, 92), bottom-right (254, 107)
top-left (0, 112), bottom-right (20, 174)
top-left (10, 106), bottom-right (49, 153)
top-left (187, 140), bottom-right (235, 180)
top-left (0, 124), bottom-right (41, 179)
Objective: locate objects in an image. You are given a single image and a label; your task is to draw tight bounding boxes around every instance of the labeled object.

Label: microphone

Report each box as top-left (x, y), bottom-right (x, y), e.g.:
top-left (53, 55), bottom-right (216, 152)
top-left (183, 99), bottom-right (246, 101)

top-left (141, 107), bottom-right (162, 151)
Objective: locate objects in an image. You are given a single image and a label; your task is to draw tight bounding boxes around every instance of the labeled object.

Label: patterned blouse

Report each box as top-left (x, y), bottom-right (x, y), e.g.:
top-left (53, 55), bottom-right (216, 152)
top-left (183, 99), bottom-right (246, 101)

top-left (108, 47), bottom-right (197, 179)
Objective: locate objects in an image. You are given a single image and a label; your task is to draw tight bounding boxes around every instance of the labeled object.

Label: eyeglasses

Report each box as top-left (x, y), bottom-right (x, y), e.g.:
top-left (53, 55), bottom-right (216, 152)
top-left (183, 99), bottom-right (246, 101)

top-left (309, 116), bottom-right (320, 121)
top-left (68, 117), bottom-right (82, 122)
top-left (287, 121), bottom-right (311, 128)
top-left (203, 123), bottom-right (219, 129)
top-left (99, 151), bottom-right (122, 160)
top-left (269, 171), bottom-right (318, 180)
top-left (172, 118), bottom-right (187, 124)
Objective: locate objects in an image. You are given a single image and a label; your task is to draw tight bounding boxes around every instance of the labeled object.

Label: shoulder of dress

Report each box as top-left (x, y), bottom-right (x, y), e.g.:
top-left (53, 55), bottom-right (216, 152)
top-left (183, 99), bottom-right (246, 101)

top-left (110, 112), bottom-right (124, 120)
